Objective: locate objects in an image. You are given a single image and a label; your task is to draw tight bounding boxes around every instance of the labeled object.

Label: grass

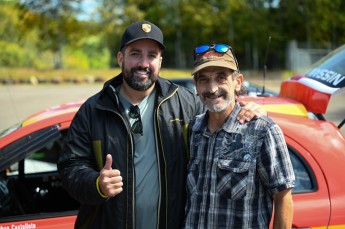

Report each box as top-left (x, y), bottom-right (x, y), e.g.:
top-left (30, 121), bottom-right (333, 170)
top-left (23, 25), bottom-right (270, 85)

top-left (0, 68), bottom-right (192, 82)
top-left (0, 67), bottom-right (289, 85)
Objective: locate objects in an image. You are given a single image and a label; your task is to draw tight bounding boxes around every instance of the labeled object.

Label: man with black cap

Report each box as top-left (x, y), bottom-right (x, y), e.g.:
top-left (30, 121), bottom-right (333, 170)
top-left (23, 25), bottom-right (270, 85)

top-left (58, 21), bottom-right (266, 229)
top-left (183, 44), bottom-right (295, 229)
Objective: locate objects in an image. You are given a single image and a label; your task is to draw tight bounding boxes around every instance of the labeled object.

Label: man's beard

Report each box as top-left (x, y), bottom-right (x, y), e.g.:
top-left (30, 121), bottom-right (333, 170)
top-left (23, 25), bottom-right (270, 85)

top-left (201, 89), bottom-right (232, 112)
top-left (122, 65), bottom-right (158, 91)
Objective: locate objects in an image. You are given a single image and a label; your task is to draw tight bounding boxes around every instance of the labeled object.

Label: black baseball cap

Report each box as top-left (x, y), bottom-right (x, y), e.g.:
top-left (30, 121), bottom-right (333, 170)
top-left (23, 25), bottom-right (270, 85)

top-left (120, 20), bottom-right (165, 50)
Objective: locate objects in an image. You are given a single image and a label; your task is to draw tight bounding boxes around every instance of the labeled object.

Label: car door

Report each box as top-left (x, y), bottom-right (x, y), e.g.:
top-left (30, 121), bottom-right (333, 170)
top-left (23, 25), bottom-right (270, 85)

top-left (0, 125), bottom-right (78, 228)
top-left (285, 136), bottom-right (331, 228)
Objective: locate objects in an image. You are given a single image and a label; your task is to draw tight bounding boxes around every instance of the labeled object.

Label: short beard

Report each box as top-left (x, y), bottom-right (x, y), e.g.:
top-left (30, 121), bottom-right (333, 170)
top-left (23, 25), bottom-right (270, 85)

top-left (122, 65), bottom-right (158, 91)
top-left (202, 90), bottom-right (232, 112)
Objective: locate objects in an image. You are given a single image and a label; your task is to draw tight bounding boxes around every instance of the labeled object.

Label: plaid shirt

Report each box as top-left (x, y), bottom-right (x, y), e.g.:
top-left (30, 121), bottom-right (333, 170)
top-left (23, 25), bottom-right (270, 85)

top-left (183, 102), bottom-right (295, 229)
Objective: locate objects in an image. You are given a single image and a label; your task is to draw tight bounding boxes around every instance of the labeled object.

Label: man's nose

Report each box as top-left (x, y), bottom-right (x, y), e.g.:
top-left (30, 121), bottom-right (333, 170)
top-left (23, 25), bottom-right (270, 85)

top-left (206, 79), bottom-right (219, 93)
top-left (138, 56), bottom-right (150, 67)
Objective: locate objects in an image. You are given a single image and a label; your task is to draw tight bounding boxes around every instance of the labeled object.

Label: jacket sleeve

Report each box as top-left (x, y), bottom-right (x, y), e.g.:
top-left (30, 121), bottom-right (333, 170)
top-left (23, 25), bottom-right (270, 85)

top-left (57, 102), bottom-right (108, 205)
top-left (182, 89), bottom-right (205, 161)
top-left (194, 93), bottom-right (206, 116)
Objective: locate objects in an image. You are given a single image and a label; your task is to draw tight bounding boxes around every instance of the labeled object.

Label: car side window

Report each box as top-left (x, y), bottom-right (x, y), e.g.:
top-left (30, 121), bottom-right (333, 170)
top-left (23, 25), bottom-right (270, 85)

top-left (1, 129), bottom-right (79, 218)
top-left (7, 132), bottom-right (65, 176)
top-left (7, 141), bottom-right (61, 176)
top-left (25, 138), bottom-right (63, 174)
top-left (289, 147), bottom-right (316, 194)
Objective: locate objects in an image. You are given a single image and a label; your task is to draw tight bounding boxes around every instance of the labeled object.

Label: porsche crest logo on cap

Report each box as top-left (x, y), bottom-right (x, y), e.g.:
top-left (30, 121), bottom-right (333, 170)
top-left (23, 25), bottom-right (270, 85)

top-left (120, 21), bottom-right (165, 50)
top-left (141, 23), bottom-right (152, 33)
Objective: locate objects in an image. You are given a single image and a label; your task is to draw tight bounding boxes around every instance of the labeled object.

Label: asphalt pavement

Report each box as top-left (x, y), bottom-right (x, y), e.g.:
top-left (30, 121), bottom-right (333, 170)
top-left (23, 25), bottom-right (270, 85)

top-left (0, 84), bottom-right (102, 131)
top-left (0, 82), bottom-right (344, 134)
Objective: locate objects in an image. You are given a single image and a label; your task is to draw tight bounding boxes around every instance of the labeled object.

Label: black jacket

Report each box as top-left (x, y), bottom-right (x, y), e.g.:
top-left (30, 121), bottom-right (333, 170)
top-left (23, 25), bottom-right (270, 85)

top-left (58, 74), bottom-right (204, 229)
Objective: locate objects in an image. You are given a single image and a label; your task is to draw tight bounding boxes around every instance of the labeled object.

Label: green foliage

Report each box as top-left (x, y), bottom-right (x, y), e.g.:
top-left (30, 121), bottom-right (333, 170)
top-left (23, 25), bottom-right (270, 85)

top-left (79, 36), bottom-right (110, 69)
top-left (63, 44), bottom-right (109, 69)
top-left (63, 49), bottom-right (89, 69)
top-left (0, 41), bottom-right (39, 67)
top-left (0, 41), bottom-right (26, 67)
top-left (0, 2), bottom-right (20, 42)
top-left (0, 0), bottom-right (344, 71)
top-left (17, 0), bottom-right (88, 69)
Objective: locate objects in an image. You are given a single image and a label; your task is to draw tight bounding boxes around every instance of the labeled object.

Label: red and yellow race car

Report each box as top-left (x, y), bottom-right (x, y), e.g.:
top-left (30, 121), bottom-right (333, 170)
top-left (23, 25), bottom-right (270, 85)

top-left (1, 45), bottom-right (345, 228)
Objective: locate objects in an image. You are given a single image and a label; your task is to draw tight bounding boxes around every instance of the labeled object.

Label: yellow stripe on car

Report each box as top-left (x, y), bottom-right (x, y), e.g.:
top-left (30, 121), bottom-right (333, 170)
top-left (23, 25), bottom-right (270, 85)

top-left (312, 225), bottom-right (345, 229)
top-left (22, 107), bottom-right (79, 127)
top-left (261, 103), bottom-right (308, 117)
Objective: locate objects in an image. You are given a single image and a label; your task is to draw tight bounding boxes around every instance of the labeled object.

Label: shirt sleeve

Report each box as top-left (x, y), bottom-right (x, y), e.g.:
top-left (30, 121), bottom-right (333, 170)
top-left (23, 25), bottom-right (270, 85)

top-left (257, 123), bottom-right (295, 196)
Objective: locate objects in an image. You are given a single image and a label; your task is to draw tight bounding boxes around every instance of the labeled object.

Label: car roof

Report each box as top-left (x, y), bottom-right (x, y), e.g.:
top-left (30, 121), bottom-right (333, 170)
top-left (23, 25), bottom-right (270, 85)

top-left (22, 100), bottom-right (84, 127)
top-left (0, 100), bottom-right (83, 148)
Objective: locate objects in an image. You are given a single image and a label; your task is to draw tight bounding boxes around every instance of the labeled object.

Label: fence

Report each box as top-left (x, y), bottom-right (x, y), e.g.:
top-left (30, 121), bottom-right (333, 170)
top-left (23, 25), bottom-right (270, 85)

top-left (286, 40), bottom-right (332, 72)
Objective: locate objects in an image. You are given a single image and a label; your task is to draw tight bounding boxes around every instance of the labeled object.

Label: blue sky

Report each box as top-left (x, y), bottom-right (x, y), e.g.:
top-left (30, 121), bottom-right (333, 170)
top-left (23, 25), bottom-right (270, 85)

top-left (78, 0), bottom-right (99, 21)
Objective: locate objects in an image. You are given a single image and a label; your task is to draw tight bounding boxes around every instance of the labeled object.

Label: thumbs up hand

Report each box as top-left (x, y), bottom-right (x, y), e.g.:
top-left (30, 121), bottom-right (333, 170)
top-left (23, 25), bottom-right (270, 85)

top-left (99, 154), bottom-right (123, 197)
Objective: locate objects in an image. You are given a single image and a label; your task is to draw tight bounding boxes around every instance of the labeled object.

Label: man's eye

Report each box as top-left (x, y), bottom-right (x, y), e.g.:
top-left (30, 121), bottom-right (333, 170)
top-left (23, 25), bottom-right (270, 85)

top-left (130, 52), bottom-right (140, 57)
top-left (198, 78), bottom-right (208, 83)
top-left (217, 75), bottom-right (227, 83)
top-left (149, 53), bottom-right (158, 58)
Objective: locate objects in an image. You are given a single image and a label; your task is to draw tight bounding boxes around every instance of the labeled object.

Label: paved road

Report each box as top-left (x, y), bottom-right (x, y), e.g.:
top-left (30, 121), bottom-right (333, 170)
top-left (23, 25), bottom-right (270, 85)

top-left (0, 84), bottom-right (101, 131)
top-left (1, 82), bottom-right (344, 134)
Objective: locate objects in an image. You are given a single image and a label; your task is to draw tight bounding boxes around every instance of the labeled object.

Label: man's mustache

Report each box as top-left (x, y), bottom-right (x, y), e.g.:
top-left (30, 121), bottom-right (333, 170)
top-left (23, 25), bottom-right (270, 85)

top-left (202, 90), bottom-right (226, 98)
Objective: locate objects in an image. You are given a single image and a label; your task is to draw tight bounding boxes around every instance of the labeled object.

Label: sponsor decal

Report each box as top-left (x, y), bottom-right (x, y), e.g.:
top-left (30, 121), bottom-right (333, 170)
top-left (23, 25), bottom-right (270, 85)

top-left (0, 223), bottom-right (36, 229)
top-left (307, 68), bottom-right (345, 88)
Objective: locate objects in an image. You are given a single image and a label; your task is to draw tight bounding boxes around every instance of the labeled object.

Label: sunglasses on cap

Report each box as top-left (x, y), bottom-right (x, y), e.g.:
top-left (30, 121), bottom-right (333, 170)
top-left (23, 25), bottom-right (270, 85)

top-left (194, 44), bottom-right (240, 71)
top-left (129, 105), bottom-right (143, 136)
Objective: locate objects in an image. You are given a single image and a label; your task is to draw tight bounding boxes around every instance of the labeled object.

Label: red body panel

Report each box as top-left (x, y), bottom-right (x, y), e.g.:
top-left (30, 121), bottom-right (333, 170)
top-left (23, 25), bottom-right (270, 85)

top-left (270, 112), bottom-right (345, 227)
top-left (279, 76), bottom-right (332, 114)
top-left (0, 101), bottom-right (82, 148)
top-left (0, 215), bottom-right (76, 228)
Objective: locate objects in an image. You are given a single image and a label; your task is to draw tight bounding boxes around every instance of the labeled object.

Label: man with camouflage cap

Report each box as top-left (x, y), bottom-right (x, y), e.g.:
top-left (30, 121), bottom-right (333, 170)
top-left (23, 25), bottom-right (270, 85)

top-left (183, 44), bottom-right (295, 229)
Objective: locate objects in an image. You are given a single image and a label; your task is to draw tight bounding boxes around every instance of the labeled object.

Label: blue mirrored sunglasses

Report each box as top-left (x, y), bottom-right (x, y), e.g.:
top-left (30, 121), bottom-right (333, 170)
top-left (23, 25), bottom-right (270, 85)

top-left (195, 44), bottom-right (231, 55)
top-left (194, 44), bottom-right (240, 71)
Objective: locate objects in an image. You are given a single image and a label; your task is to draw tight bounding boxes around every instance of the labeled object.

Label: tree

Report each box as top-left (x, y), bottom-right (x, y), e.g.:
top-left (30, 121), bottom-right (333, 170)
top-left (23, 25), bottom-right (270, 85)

top-left (94, 0), bottom-right (172, 68)
top-left (1, 0), bottom-right (344, 70)
top-left (18, 0), bottom-right (84, 69)
top-left (0, 1), bottom-right (37, 67)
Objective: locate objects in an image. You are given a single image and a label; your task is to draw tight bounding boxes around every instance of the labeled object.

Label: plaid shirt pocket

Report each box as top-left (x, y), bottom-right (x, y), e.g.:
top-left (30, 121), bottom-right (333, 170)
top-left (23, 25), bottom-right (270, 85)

top-left (216, 157), bottom-right (251, 199)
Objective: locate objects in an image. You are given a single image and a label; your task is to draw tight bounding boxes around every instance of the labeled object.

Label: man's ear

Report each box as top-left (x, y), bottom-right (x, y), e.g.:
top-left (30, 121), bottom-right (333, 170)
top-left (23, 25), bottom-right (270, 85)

top-left (159, 56), bottom-right (163, 69)
top-left (235, 73), bottom-right (244, 93)
top-left (117, 51), bottom-right (123, 68)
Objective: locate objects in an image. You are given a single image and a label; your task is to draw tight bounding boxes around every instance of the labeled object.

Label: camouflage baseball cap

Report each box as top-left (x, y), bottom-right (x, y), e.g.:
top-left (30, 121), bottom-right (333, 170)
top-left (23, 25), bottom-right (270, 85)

top-left (192, 44), bottom-right (239, 75)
